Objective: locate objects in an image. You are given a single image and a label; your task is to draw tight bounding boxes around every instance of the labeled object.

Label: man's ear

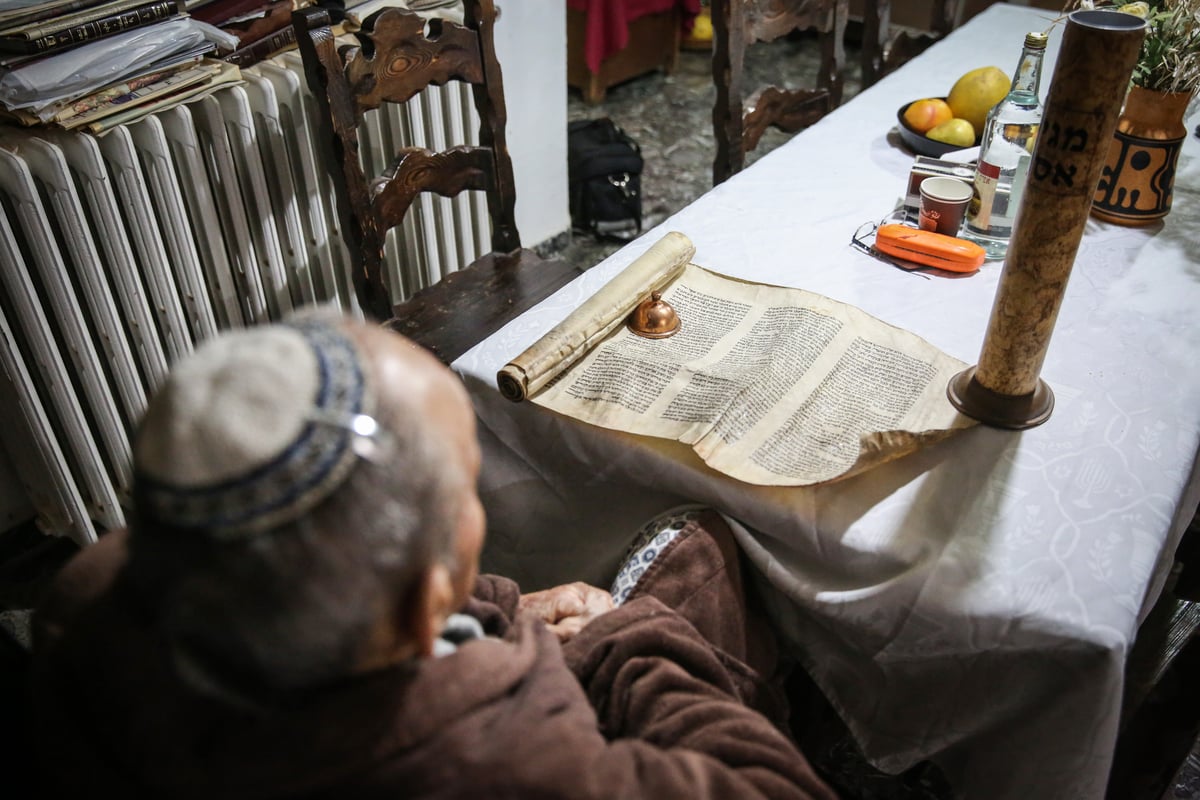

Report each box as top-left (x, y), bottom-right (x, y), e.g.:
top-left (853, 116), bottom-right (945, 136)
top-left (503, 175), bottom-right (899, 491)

top-left (406, 563), bottom-right (456, 658)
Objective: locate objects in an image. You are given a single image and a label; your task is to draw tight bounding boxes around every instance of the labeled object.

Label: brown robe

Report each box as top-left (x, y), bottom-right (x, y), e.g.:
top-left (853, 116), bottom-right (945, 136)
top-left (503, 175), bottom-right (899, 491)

top-left (31, 514), bottom-right (837, 799)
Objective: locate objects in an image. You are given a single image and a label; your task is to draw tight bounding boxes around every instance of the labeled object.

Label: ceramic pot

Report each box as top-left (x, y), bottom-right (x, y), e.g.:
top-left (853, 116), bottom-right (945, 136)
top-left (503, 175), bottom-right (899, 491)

top-left (1092, 85), bottom-right (1193, 225)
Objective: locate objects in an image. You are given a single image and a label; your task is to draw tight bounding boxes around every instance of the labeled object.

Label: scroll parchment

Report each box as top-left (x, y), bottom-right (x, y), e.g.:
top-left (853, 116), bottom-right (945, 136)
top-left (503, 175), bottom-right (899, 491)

top-left (497, 231), bottom-right (695, 402)
top-left (499, 232), bottom-right (976, 486)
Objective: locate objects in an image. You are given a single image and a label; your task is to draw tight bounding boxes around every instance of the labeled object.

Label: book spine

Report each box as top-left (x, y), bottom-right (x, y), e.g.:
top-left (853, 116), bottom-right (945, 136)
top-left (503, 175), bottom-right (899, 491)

top-left (191, 0), bottom-right (271, 26)
top-left (0, 0), bottom-right (108, 33)
top-left (222, 25), bottom-right (296, 69)
top-left (14, 0), bottom-right (182, 54)
top-left (223, 0), bottom-right (291, 47)
top-left (3, 0), bottom-right (156, 38)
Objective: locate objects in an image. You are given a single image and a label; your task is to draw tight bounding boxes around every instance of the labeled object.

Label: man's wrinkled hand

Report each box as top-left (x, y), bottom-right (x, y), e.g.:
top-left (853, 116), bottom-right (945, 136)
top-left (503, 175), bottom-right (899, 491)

top-left (518, 582), bottom-right (614, 642)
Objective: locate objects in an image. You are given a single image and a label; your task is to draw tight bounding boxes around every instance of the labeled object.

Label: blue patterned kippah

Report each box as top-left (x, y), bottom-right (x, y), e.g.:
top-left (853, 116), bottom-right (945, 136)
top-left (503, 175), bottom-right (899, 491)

top-left (134, 320), bottom-right (375, 538)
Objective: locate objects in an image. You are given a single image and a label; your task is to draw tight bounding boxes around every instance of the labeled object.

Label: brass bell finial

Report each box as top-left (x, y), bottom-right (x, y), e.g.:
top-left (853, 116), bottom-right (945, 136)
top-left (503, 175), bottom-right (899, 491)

top-left (627, 291), bottom-right (680, 339)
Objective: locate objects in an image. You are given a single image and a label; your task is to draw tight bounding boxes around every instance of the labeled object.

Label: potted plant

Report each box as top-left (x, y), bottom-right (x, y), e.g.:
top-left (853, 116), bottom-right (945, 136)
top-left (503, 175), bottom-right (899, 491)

top-left (1084, 0), bottom-right (1200, 224)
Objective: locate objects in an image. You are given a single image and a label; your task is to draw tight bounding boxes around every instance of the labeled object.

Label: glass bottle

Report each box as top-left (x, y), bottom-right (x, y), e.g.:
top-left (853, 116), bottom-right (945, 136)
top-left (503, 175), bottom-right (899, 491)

top-left (963, 31), bottom-right (1048, 259)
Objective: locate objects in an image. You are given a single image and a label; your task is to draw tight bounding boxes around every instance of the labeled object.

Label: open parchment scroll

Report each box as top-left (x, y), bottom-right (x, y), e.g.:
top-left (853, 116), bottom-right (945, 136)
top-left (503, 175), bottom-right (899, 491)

top-left (498, 232), bottom-right (976, 486)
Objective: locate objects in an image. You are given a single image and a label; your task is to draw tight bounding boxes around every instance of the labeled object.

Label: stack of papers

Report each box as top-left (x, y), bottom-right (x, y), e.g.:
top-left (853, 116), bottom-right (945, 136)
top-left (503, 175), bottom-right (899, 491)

top-left (0, 0), bottom-right (458, 134)
top-left (0, 1), bottom-right (239, 134)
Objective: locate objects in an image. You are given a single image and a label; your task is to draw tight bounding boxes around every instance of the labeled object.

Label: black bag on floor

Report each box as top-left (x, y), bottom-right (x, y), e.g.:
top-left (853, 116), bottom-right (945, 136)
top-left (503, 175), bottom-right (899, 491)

top-left (567, 118), bottom-right (643, 241)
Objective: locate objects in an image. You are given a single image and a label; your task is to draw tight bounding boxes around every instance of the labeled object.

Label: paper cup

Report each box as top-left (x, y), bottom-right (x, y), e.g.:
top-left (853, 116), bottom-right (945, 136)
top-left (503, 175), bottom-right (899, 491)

top-left (919, 176), bottom-right (973, 236)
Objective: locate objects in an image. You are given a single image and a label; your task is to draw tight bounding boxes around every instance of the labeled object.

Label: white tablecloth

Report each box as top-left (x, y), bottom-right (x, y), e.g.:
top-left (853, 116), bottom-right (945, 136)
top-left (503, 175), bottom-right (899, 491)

top-left (453, 4), bottom-right (1200, 798)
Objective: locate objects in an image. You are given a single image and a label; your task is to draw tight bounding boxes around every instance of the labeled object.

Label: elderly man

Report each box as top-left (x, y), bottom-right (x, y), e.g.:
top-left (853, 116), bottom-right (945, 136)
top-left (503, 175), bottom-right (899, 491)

top-left (31, 313), bottom-right (837, 799)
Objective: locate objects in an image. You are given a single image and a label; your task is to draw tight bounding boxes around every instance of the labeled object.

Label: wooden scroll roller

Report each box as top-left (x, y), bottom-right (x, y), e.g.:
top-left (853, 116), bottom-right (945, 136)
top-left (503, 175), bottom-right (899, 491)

top-left (948, 10), bottom-right (1146, 429)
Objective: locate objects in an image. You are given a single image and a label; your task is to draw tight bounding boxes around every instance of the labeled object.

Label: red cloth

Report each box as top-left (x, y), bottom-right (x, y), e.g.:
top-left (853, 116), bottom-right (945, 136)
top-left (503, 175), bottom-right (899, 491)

top-left (568, 0), bottom-right (702, 74)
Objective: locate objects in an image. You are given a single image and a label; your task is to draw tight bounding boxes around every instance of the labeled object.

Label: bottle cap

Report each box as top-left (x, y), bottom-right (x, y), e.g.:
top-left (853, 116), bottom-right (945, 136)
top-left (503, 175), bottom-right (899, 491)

top-left (1025, 31), bottom-right (1048, 49)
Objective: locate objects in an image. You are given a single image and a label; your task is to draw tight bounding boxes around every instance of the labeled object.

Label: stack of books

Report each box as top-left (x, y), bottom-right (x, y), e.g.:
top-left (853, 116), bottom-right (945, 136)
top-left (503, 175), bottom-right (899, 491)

top-left (0, 0), bottom-right (242, 134)
top-left (0, 0), bottom-right (417, 134)
top-left (191, 0), bottom-right (314, 69)
top-left (0, 0), bottom-right (188, 56)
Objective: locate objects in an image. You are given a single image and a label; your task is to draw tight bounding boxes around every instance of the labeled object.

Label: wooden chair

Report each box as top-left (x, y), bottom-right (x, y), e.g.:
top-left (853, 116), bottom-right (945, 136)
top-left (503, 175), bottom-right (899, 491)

top-left (711, 0), bottom-right (848, 185)
top-left (293, 0), bottom-right (580, 363)
top-left (860, 0), bottom-right (960, 89)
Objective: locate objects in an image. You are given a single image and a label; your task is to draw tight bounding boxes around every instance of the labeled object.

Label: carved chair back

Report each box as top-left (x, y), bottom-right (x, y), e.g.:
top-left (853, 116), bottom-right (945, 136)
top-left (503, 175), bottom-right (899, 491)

top-left (861, 0), bottom-right (961, 88)
top-left (293, 0), bottom-right (519, 322)
top-left (711, 0), bottom-right (848, 185)
top-left (294, 1), bottom-right (579, 363)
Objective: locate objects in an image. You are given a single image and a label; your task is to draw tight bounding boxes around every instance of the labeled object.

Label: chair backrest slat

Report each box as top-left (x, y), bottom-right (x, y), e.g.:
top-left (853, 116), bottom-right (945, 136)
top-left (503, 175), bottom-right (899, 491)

top-left (711, 0), bottom-right (847, 185)
top-left (344, 12), bottom-right (484, 110)
top-left (861, 0), bottom-right (961, 88)
top-left (741, 0), bottom-right (834, 43)
top-left (376, 145), bottom-right (493, 231)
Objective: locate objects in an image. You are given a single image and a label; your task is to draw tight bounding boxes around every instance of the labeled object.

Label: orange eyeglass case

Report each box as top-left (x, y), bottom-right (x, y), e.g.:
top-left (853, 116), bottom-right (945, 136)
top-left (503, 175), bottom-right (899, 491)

top-left (874, 224), bottom-right (986, 273)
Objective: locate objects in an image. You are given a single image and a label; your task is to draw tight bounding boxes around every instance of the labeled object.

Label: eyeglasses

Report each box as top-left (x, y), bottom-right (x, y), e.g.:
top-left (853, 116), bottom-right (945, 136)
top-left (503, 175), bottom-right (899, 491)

top-left (850, 220), bottom-right (931, 280)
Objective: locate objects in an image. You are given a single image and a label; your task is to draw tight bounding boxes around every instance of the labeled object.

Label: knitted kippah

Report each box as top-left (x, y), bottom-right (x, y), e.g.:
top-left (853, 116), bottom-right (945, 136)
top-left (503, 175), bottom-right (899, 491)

top-left (134, 320), bottom-right (374, 537)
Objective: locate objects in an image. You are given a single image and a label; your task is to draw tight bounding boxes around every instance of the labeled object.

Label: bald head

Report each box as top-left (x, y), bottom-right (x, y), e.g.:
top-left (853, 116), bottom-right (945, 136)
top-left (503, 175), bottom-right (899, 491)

top-left (346, 320), bottom-right (479, 492)
top-left (344, 320), bottom-right (485, 613)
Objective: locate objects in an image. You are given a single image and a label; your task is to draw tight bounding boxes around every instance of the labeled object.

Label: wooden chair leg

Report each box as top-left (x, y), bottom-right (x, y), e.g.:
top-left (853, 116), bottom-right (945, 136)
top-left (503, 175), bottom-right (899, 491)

top-left (1175, 509), bottom-right (1200, 601)
top-left (665, 12), bottom-right (682, 74)
top-left (584, 74), bottom-right (605, 105)
top-left (821, 0), bottom-right (847, 108)
top-left (861, 0), bottom-right (891, 89)
top-left (1106, 589), bottom-right (1200, 799)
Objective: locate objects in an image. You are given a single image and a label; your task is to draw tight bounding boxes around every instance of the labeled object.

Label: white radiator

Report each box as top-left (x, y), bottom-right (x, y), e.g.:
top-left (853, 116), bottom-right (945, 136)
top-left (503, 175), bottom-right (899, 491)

top-left (0, 52), bottom-right (490, 546)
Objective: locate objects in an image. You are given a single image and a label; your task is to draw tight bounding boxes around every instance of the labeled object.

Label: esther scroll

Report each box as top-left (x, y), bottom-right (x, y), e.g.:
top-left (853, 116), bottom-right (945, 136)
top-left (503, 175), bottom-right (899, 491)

top-left (499, 232), bottom-right (975, 486)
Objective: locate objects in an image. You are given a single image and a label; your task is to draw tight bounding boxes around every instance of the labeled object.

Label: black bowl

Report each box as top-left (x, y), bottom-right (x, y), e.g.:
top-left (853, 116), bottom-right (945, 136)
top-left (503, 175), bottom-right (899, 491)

top-left (896, 98), bottom-right (978, 157)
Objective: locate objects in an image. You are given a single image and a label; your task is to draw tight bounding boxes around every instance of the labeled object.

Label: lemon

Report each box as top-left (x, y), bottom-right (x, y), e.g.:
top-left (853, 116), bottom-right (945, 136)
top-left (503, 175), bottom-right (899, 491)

top-left (688, 9), bottom-right (713, 43)
top-left (947, 66), bottom-right (1010, 134)
top-left (926, 118), bottom-right (976, 148)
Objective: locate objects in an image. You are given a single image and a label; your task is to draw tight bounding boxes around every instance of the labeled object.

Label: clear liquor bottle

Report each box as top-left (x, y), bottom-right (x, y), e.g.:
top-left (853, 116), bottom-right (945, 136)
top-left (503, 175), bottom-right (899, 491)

top-left (963, 31), bottom-right (1048, 259)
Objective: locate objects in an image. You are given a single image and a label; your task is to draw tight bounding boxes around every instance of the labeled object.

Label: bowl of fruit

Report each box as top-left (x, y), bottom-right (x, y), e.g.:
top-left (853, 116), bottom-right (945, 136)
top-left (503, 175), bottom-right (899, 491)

top-left (896, 98), bottom-right (974, 156)
top-left (896, 67), bottom-right (1011, 157)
